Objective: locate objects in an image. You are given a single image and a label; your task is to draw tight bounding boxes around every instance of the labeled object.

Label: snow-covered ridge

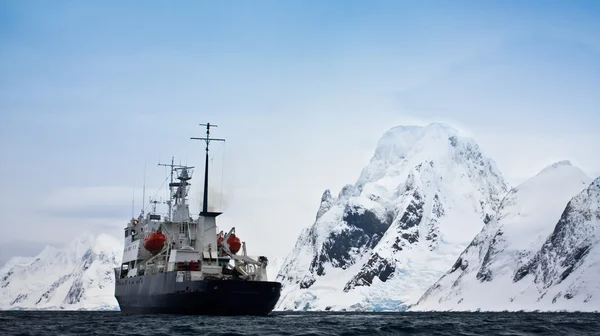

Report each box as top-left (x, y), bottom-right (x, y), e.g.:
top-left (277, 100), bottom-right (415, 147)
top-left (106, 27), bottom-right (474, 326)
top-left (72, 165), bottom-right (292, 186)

top-left (0, 233), bottom-right (123, 310)
top-left (412, 164), bottom-right (599, 312)
top-left (275, 122), bottom-right (510, 311)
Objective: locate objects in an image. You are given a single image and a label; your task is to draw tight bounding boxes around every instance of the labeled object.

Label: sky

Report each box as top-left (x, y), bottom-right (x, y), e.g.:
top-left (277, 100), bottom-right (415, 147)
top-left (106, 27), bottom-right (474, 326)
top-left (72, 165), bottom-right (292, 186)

top-left (1, 0), bottom-right (599, 265)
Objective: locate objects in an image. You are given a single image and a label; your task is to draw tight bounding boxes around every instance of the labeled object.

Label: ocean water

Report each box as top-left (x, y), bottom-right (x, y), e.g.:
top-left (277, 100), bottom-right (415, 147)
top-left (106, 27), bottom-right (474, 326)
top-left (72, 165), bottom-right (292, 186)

top-left (1, 311), bottom-right (599, 335)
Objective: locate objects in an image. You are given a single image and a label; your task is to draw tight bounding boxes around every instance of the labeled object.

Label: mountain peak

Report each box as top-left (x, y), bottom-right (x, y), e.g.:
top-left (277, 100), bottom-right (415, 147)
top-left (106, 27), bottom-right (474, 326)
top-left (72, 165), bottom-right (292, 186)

top-left (519, 160), bottom-right (589, 189)
top-left (358, 122), bottom-right (502, 193)
top-left (384, 122), bottom-right (458, 135)
top-left (371, 123), bottom-right (461, 165)
top-left (277, 122), bottom-right (509, 311)
top-left (536, 160), bottom-right (574, 175)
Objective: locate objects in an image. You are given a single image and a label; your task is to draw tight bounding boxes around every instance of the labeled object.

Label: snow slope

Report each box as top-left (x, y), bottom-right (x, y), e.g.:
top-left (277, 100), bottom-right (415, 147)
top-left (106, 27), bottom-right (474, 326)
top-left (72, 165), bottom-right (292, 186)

top-left (275, 123), bottom-right (509, 311)
top-left (266, 256), bottom-right (286, 283)
top-left (0, 233), bottom-right (123, 310)
top-left (413, 165), bottom-right (599, 312)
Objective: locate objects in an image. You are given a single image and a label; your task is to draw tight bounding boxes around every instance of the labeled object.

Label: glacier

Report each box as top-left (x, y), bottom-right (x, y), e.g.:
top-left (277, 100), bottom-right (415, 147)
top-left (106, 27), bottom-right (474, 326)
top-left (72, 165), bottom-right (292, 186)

top-left (413, 163), bottom-right (600, 312)
top-left (275, 123), bottom-right (510, 311)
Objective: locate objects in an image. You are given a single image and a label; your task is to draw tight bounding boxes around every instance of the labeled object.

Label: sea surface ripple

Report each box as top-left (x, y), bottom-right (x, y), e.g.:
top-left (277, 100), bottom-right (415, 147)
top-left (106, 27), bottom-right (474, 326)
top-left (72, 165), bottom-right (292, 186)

top-left (1, 311), bottom-right (599, 335)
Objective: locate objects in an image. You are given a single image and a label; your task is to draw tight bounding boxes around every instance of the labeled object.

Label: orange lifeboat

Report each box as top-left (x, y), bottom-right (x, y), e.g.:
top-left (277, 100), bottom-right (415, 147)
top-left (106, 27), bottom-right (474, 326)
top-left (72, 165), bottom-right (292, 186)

top-left (227, 233), bottom-right (242, 254)
top-left (144, 229), bottom-right (166, 254)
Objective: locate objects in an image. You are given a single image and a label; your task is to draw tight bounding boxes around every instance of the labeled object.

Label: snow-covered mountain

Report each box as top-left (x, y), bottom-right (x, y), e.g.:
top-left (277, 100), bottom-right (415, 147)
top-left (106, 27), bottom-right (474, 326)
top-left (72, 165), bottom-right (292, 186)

top-left (275, 123), bottom-right (510, 311)
top-left (413, 164), bottom-right (599, 312)
top-left (0, 233), bottom-right (123, 310)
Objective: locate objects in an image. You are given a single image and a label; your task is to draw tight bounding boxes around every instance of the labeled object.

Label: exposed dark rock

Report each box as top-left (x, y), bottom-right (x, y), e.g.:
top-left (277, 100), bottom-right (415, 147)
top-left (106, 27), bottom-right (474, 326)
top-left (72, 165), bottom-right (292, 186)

top-left (64, 279), bottom-right (84, 305)
top-left (559, 245), bottom-right (591, 282)
top-left (81, 249), bottom-right (94, 271)
top-left (1, 270), bottom-right (13, 288)
top-left (449, 136), bottom-right (458, 147)
top-left (399, 192), bottom-right (424, 230)
top-left (477, 244), bottom-right (496, 282)
top-left (300, 276), bottom-right (316, 289)
top-left (432, 194), bottom-right (444, 217)
top-left (316, 190), bottom-right (334, 220)
top-left (11, 294), bottom-right (27, 305)
top-left (449, 257), bottom-right (468, 273)
top-left (343, 253), bottom-right (396, 291)
top-left (426, 194), bottom-right (443, 249)
top-left (36, 274), bottom-right (72, 304)
top-left (392, 237), bottom-right (402, 251)
top-left (308, 207), bottom-right (393, 276)
top-left (397, 190), bottom-right (424, 245)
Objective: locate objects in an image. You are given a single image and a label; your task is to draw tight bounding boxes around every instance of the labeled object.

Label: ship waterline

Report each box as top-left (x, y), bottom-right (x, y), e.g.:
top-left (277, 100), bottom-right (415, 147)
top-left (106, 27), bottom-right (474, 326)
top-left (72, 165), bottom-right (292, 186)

top-left (115, 272), bottom-right (281, 315)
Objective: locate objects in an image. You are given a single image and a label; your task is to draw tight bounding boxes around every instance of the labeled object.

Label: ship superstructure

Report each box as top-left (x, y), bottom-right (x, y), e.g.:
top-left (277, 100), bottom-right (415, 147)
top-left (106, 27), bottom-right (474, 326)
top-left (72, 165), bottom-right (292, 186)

top-left (114, 123), bottom-right (281, 315)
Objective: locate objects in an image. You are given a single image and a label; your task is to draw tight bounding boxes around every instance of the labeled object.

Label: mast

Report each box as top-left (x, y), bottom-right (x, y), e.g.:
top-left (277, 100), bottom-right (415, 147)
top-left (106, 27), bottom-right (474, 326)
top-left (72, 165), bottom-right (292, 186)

top-left (191, 123), bottom-right (225, 215)
top-left (159, 156), bottom-right (188, 220)
top-left (158, 157), bottom-right (174, 220)
top-left (141, 161), bottom-right (147, 216)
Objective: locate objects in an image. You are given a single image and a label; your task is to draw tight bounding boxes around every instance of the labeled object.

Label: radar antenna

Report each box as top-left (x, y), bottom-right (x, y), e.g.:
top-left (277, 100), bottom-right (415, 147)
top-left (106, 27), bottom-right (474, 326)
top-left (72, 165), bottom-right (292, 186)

top-left (191, 123), bottom-right (225, 216)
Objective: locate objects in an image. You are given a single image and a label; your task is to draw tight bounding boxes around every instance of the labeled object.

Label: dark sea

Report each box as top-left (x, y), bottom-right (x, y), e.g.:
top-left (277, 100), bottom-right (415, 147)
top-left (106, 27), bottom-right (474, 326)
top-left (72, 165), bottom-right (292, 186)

top-left (1, 311), bottom-right (599, 335)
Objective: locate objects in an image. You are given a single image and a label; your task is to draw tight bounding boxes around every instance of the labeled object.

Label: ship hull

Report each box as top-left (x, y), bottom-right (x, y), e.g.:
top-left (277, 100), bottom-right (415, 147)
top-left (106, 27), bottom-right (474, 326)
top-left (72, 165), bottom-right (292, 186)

top-left (115, 272), bottom-right (281, 315)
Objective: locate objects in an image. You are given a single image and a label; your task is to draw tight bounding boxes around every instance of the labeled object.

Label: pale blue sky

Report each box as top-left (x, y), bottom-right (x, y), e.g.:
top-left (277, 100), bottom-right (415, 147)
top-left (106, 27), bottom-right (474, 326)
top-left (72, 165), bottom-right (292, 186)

top-left (1, 0), bottom-right (599, 264)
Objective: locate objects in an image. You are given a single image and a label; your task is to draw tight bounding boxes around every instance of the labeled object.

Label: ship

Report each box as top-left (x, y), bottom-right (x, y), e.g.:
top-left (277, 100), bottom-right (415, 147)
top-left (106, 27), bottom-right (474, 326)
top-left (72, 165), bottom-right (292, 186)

top-left (114, 123), bottom-right (282, 315)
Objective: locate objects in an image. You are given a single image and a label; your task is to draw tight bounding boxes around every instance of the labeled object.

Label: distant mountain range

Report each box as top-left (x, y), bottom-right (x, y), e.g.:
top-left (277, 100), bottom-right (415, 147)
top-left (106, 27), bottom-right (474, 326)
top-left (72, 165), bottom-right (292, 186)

top-left (0, 233), bottom-right (122, 310)
top-left (1, 123), bottom-right (598, 312)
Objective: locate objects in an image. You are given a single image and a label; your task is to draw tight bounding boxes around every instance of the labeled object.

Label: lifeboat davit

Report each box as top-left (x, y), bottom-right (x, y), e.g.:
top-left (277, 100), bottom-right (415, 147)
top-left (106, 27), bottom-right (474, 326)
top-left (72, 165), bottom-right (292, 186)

top-left (217, 231), bottom-right (224, 246)
top-left (227, 234), bottom-right (241, 254)
top-left (144, 230), bottom-right (166, 254)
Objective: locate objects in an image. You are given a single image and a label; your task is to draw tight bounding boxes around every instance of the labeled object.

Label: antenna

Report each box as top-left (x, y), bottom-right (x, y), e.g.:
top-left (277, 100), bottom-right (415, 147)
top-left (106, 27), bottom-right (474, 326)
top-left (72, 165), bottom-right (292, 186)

top-left (191, 123), bottom-right (225, 215)
top-left (142, 161), bottom-right (147, 216)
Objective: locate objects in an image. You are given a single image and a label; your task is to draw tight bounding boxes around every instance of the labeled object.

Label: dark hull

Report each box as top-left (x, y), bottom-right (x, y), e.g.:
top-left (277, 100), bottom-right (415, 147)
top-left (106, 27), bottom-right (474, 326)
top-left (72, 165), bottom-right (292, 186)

top-left (115, 272), bottom-right (281, 315)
